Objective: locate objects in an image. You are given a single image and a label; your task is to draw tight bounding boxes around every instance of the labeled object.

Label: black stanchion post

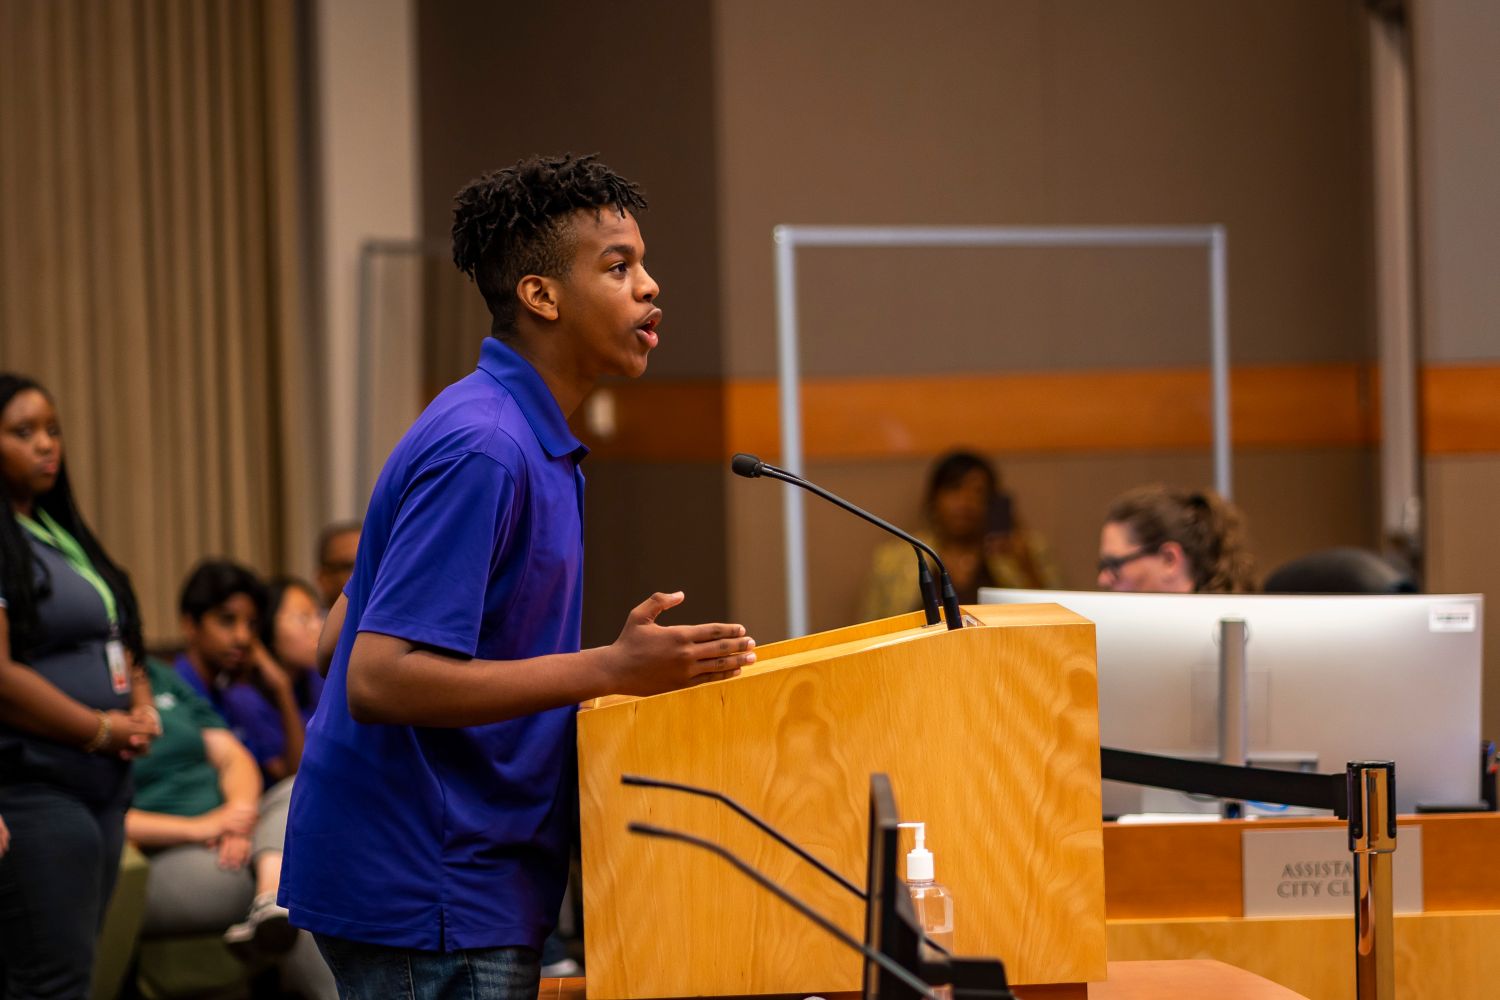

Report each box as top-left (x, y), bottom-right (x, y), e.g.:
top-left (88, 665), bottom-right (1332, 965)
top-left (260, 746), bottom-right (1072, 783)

top-left (1347, 761), bottom-right (1396, 1000)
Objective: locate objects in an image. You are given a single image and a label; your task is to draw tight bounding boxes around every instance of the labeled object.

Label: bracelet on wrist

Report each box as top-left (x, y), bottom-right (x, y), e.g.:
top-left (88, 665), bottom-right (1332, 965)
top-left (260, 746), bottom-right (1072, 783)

top-left (81, 710), bottom-right (111, 754)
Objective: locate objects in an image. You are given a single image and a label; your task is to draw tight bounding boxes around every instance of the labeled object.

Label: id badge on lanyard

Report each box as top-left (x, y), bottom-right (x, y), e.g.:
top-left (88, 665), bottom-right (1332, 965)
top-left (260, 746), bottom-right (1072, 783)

top-left (106, 625), bottom-right (130, 695)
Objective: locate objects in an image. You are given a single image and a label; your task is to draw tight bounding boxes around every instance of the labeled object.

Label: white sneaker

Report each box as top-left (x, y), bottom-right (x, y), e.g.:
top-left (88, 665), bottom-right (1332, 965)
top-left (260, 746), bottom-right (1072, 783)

top-left (540, 957), bottom-right (583, 978)
top-left (223, 893), bottom-right (297, 960)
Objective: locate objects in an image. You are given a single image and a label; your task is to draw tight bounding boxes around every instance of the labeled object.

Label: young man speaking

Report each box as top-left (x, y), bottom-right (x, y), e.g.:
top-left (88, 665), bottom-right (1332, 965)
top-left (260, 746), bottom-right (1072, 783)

top-left (281, 155), bottom-right (756, 998)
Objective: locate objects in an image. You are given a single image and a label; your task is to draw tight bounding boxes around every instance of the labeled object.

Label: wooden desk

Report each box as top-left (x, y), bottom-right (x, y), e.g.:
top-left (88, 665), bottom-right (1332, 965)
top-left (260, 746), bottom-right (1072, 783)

top-left (538, 960), bottom-right (1310, 999)
top-left (1089, 961), bottom-right (1309, 998)
top-left (1102, 812), bottom-right (1500, 1000)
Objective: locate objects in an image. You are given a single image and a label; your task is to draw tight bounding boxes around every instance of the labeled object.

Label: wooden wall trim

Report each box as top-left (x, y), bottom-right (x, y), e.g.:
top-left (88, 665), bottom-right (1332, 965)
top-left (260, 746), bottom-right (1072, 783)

top-left (1423, 364), bottom-right (1500, 454)
top-left (575, 363), bottom-right (1500, 462)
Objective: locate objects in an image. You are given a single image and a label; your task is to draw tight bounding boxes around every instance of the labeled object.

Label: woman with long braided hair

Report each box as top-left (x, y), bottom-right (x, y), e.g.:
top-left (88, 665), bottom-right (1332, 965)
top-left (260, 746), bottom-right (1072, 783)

top-left (0, 373), bottom-right (161, 999)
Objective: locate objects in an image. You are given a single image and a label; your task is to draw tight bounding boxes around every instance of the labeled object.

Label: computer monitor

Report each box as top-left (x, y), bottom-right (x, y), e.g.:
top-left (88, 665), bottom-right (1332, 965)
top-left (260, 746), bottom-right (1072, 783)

top-left (977, 589), bottom-right (1484, 815)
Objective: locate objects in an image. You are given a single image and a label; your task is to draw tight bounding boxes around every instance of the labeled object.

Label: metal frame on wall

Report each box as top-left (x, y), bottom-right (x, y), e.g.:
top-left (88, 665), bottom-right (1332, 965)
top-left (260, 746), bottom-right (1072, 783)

top-left (772, 224), bottom-right (1231, 638)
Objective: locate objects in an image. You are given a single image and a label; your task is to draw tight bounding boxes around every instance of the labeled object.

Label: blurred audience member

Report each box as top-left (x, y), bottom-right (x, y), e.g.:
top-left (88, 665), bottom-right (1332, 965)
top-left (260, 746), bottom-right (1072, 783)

top-left (128, 658), bottom-right (333, 994)
top-left (261, 577), bottom-right (326, 723)
top-left (1097, 484), bottom-right (1254, 593)
top-left (177, 561), bottom-right (304, 781)
top-left (861, 450), bottom-right (1061, 620)
top-left (314, 521), bottom-right (360, 610)
top-left (0, 373), bottom-right (159, 999)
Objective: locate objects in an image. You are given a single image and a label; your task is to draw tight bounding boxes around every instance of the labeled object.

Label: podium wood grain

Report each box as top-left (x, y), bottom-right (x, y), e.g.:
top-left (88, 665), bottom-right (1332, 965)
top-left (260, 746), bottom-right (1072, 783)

top-left (578, 606), bottom-right (1107, 998)
top-left (541, 960), bottom-right (1310, 1000)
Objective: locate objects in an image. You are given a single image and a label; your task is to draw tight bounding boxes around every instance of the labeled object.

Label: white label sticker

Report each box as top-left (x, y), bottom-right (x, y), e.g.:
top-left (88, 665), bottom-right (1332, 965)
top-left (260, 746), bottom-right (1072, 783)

top-left (1242, 826), bottom-right (1423, 917)
top-left (1430, 604), bottom-right (1477, 633)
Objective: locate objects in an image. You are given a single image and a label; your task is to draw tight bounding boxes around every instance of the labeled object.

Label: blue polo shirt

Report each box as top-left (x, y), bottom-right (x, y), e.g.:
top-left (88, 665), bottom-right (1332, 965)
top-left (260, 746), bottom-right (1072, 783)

top-left (294, 669), bottom-right (324, 724)
top-left (280, 337), bottom-right (587, 952)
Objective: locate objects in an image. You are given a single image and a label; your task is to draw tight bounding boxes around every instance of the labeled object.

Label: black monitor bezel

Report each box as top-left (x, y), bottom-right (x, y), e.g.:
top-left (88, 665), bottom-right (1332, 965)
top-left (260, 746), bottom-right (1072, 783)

top-left (862, 773), bottom-right (925, 1000)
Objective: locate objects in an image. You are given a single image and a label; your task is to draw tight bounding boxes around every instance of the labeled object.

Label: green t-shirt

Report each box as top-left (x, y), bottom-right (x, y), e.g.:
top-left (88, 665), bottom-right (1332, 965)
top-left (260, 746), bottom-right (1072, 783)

top-left (130, 658), bottom-right (228, 817)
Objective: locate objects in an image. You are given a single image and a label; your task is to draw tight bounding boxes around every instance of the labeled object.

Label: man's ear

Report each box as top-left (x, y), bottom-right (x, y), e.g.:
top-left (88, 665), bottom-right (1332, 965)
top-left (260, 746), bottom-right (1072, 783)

top-left (179, 614), bottom-right (198, 645)
top-left (515, 274), bottom-right (561, 322)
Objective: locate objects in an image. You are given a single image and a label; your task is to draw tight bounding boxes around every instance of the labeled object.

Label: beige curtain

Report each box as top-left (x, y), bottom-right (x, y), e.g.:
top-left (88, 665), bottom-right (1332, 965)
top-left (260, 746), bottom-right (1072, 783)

top-left (0, 0), bottom-right (320, 645)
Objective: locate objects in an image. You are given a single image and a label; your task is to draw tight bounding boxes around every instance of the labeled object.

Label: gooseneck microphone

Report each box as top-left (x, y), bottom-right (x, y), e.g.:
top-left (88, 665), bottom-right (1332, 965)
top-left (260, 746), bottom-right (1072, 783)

top-left (731, 453), bottom-right (963, 630)
top-left (912, 550), bottom-right (942, 628)
top-left (628, 822), bottom-right (942, 1000)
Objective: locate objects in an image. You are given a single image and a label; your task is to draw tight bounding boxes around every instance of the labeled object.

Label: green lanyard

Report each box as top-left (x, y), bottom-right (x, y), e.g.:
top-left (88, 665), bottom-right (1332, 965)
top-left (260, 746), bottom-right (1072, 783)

top-left (16, 509), bottom-right (118, 627)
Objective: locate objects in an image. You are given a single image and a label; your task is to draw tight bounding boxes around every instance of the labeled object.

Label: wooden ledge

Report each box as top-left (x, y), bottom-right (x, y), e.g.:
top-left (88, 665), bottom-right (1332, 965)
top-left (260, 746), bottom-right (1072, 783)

top-left (539, 959), bottom-right (1307, 999)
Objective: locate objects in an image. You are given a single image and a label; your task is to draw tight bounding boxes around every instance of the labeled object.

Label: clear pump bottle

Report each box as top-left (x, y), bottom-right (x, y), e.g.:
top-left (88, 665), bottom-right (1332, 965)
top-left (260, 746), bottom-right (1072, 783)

top-left (900, 821), bottom-right (954, 999)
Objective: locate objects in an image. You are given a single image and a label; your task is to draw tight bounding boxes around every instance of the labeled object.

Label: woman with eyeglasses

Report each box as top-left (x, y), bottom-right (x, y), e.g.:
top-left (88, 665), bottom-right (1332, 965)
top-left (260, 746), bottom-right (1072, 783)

top-left (1097, 485), bottom-right (1255, 594)
top-left (260, 576), bottom-right (326, 724)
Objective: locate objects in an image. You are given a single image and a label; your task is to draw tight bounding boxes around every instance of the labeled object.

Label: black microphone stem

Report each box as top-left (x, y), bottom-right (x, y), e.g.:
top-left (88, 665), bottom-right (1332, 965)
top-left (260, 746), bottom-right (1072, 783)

top-left (756, 465), bottom-right (963, 630)
top-left (937, 570), bottom-right (963, 631)
top-left (915, 550), bottom-right (941, 626)
top-left (622, 774), bottom-right (866, 899)
top-left (629, 822), bottom-right (941, 1000)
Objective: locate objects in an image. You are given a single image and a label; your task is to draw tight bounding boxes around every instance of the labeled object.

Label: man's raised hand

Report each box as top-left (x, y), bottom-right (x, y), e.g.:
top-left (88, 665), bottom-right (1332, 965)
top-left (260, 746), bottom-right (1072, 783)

top-left (604, 591), bottom-right (755, 697)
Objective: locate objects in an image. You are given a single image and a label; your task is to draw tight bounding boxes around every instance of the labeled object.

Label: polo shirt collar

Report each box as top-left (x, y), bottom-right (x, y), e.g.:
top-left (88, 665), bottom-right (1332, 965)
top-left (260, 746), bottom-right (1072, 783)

top-left (173, 653), bottom-right (219, 708)
top-left (476, 337), bottom-right (588, 461)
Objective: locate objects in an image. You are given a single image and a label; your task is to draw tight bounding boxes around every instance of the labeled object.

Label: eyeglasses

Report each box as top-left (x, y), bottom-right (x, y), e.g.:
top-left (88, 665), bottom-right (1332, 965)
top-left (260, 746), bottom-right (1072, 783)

top-left (1096, 545), bottom-right (1162, 579)
top-left (281, 611), bottom-right (325, 629)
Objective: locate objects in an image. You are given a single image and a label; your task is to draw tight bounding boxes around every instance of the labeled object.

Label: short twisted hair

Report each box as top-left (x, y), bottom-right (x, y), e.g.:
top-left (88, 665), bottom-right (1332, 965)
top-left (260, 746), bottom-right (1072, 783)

top-left (451, 153), bottom-right (648, 336)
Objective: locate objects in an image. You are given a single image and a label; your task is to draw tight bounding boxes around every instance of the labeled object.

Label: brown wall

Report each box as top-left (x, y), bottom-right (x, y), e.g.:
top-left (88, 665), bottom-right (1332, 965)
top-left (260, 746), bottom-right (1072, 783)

top-left (1413, 1), bottom-right (1500, 738)
top-left (716, 0), bottom-right (1371, 377)
top-left (712, 0), bottom-right (1377, 638)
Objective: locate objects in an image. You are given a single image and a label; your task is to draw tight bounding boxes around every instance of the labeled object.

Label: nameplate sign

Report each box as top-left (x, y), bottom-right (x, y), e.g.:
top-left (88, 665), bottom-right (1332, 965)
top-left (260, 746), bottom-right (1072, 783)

top-left (1241, 826), bottom-right (1423, 917)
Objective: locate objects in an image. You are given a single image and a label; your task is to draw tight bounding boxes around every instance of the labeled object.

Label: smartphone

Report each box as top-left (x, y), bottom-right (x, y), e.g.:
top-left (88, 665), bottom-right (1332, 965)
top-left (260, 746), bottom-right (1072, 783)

top-left (987, 493), bottom-right (1014, 536)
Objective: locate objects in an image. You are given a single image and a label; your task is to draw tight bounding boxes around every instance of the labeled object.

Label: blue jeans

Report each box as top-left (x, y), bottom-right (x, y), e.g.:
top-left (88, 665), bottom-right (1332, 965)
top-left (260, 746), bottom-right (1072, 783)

top-left (313, 935), bottom-right (540, 1000)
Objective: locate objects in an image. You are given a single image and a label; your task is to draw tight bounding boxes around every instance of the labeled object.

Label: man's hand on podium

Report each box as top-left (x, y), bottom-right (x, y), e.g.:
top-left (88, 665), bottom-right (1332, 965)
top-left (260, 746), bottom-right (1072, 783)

top-left (603, 591), bottom-right (755, 697)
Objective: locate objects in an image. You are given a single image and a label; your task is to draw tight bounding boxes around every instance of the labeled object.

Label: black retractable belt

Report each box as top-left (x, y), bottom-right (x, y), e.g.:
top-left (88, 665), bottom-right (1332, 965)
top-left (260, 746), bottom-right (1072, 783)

top-left (1100, 747), bottom-right (1350, 818)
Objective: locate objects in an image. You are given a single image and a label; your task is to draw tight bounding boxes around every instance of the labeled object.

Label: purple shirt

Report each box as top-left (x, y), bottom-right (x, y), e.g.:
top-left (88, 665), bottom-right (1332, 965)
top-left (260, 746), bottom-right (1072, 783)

top-left (281, 337), bottom-right (587, 952)
top-left (170, 655), bottom-right (213, 704)
top-left (172, 654), bottom-right (286, 775)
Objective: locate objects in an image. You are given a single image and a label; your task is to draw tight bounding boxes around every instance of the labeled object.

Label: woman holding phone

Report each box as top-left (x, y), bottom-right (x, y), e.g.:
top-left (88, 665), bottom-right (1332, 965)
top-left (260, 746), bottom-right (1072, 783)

top-left (859, 449), bottom-right (1061, 620)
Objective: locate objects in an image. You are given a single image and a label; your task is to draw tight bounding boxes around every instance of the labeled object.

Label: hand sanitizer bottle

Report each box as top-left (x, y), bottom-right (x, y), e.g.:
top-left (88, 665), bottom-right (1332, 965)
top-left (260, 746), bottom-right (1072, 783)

top-left (900, 821), bottom-right (954, 999)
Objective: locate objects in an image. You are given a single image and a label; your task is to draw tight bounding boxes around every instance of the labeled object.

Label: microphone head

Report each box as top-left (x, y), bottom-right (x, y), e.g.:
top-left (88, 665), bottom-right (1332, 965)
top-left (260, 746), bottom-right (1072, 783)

top-left (731, 453), bottom-right (764, 479)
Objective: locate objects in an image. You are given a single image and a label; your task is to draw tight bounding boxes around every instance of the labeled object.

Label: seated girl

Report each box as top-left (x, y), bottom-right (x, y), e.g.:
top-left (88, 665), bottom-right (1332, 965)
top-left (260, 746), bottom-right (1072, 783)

top-left (260, 577), bottom-right (326, 724)
top-left (126, 657), bottom-right (333, 995)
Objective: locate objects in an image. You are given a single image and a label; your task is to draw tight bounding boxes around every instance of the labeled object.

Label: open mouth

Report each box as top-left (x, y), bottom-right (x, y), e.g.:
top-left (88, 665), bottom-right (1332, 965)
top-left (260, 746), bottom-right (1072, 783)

top-left (636, 311), bottom-right (662, 346)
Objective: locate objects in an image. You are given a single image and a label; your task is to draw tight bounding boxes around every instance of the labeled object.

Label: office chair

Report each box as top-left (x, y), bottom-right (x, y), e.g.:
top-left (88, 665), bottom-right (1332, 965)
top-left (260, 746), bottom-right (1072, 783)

top-left (1262, 547), bottom-right (1416, 595)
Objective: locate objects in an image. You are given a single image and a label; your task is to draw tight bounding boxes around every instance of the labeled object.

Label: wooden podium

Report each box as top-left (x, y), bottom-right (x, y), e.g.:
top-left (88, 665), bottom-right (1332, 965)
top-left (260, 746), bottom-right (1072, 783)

top-left (577, 605), bottom-right (1108, 998)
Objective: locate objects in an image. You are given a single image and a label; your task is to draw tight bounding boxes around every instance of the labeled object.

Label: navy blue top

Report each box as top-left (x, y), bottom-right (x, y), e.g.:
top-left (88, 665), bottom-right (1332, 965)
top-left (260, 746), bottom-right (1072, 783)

top-left (0, 533), bottom-right (131, 804)
top-left (281, 338), bottom-right (587, 952)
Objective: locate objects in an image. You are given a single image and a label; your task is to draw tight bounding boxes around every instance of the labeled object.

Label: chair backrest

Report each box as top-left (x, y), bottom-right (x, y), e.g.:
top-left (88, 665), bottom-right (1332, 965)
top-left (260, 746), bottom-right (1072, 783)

top-left (1262, 546), bottom-right (1416, 595)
